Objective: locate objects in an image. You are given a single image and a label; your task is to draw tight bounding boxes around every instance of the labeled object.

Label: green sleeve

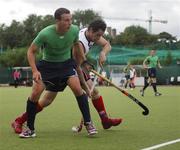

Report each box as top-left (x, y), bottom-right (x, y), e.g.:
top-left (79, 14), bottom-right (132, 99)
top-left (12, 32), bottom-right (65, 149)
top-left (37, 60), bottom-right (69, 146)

top-left (32, 31), bottom-right (45, 48)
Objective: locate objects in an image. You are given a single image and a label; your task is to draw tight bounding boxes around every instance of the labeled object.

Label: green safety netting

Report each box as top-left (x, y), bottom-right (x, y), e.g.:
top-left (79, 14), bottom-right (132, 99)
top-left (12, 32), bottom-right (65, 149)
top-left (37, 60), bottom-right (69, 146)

top-left (87, 45), bottom-right (180, 65)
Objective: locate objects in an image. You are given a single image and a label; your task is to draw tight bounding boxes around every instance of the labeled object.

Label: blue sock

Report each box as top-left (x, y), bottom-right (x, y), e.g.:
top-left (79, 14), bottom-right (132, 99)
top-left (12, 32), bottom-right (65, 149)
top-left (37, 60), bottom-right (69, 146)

top-left (76, 94), bottom-right (91, 124)
top-left (26, 98), bottom-right (36, 130)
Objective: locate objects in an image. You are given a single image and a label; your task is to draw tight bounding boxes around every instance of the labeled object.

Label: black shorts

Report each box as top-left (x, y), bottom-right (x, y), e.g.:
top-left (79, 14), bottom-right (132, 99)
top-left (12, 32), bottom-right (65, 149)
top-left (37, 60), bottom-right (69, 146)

top-left (130, 77), bottom-right (134, 81)
top-left (148, 68), bottom-right (156, 78)
top-left (125, 75), bottom-right (130, 80)
top-left (36, 59), bottom-right (77, 92)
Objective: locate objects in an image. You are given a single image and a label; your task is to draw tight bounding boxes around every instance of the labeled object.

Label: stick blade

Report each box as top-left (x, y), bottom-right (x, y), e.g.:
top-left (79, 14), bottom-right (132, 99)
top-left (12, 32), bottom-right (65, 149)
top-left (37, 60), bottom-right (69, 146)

top-left (142, 109), bottom-right (149, 116)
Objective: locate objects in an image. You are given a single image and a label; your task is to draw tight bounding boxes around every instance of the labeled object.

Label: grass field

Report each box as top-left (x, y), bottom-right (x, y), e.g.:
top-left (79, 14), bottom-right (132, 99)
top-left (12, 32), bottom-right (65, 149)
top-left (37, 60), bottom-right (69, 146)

top-left (0, 86), bottom-right (180, 150)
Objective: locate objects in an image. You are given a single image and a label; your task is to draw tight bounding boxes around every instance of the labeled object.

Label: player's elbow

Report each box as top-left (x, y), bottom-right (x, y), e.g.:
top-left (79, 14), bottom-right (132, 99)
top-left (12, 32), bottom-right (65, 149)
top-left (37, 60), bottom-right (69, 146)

top-left (106, 41), bottom-right (111, 51)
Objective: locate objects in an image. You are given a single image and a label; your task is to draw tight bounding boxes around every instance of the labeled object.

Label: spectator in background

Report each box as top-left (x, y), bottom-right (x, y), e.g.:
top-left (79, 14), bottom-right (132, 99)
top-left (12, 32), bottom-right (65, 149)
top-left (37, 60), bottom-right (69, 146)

top-left (13, 69), bottom-right (21, 88)
top-left (123, 63), bottom-right (131, 89)
top-left (129, 65), bottom-right (136, 90)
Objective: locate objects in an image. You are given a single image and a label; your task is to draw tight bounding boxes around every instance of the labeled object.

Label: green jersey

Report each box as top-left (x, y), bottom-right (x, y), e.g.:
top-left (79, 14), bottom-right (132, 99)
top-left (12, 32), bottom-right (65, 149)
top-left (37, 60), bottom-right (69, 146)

top-left (33, 24), bottom-right (79, 62)
top-left (144, 55), bottom-right (159, 68)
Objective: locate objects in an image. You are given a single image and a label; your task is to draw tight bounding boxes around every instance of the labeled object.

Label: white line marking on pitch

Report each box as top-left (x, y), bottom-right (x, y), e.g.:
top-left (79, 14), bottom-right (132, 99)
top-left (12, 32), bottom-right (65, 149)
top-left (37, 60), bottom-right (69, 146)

top-left (141, 138), bottom-right (180, 150)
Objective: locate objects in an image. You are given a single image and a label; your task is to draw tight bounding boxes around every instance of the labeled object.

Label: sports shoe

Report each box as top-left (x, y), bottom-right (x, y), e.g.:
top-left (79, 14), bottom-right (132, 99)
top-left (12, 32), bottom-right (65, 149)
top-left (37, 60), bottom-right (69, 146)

top-left (140, 89), bottom-right (144, 96)
top-left (85, 122), bottom-right (98, 135)
top-left (102, 118), bottom-right (123, 129)
top-left (155, 92), bottom-right (162, 96)
top-left (11, 121), bottom-right (23, 134)
top-left (19, 127), bottom-right (36, 138)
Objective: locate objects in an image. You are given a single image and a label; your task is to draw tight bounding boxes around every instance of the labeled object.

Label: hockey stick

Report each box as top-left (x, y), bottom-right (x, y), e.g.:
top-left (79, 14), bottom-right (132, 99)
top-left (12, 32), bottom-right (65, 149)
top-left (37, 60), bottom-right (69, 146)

top-left (43, 80), bottom-right (56, 87)
top-left (31, 79), bottom-right (56, 88)
top-left (90, 66), bottom-right (101, 92)
top-left (91, 69), bottom-right (149, 116)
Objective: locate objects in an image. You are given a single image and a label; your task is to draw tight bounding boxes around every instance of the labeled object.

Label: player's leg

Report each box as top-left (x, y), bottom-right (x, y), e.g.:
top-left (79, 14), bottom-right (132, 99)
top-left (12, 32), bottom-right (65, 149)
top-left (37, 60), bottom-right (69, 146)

top-left (140, 77), bottom-right (149, 96)
top-left (132, 77), bottom-right (136, 89)
top-left (148, 68), bottom-right (161, 96)
top-left (151, 78), bottom-right (162, 96)
top-left (129, 79), bottom-right (132, 89)
top-left (67, 76), bottom-right (97, 135)
top-left (144, 76), bottom-right (150, 91)
top-left (140, 69), bottom-right (152, 96)
top-left (124, 78), bottom-right (128, 89)
top-left (18, 80), bottom-right (45, 138)
top-left (125, 75), bottom-right (130, 89)
top-left (14, 79), bottom-right (18, 88)
top-left (38, 91), bottom-right (57, 107)
top-left (130, 78), bottom-right (135, 89)
top-left (19, 78), bottom-right (61, 138)
top-left (12, 102), bottom-right (43, 134)
top-left (87, 78), bottom-right (123, 129)
top-left (11, 82), bottom-right (44, 134)
top-left (12, 90), bottom-right (57, 134)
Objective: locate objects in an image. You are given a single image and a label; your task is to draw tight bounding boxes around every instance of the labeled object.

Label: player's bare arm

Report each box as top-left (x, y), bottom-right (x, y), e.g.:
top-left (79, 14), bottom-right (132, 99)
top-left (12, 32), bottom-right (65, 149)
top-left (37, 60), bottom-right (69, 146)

top-left (96, 37), bottom-right (111, 66)
top-left (27, 43), bottom-right (42, 82)
top-left (143, 57), bottom-right (148, 69)
top-left (73, 42), bottom-right (91, 97)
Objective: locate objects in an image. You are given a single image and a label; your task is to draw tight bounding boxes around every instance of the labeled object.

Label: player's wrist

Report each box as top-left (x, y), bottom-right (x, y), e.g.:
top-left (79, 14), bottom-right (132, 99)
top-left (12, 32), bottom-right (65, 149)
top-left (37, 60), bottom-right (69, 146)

top-left (100, 51), bottom-right (106, 56)
top-left (32, 68), bottom-right (38, 73)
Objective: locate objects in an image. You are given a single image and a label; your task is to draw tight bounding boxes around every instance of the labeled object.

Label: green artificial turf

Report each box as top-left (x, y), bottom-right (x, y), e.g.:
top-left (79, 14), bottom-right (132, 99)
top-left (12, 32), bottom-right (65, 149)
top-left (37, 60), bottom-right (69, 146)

top-left (0, 86), bottom-right (180, 150)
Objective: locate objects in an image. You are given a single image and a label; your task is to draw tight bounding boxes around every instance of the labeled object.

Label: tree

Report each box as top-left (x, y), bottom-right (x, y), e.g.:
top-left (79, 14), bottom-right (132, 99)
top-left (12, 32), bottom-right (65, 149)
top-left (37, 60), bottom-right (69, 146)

top-left (165, 51), bottom-right (173, 65)
top-left (22, 14), bottom-right (42, 46)
top-left (111, 33), bottom-right (124, 45)
top-left (157, 32), bottom-right (177, 49)
top-left (0, 48), bottom-right (27, 67)
top-left (40, 15), bottom-right (54, 28)
top-left (1, 20), bottom-right (24, 49)
top-left (0, 47), bottom-right (42, 67)
top-left (72, 9), bottom-right (102, 28)
top-left (120, 25), bottom-right (149, 45)
top-left (176, 40), bottom-right (180, 49)
top-left (158, 32), bottom-right (176, 41)
top-left (0, 14), bottom-right (54, 49)
top-left (22, 14), bottom-right (55, 47)
top-left (0, 24), bottom-right (6, 49)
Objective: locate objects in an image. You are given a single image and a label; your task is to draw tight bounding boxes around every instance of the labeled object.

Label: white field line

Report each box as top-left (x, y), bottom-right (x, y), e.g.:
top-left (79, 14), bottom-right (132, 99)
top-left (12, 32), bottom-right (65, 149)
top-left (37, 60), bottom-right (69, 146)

top-left (141, 138), bottom-right (180, 150)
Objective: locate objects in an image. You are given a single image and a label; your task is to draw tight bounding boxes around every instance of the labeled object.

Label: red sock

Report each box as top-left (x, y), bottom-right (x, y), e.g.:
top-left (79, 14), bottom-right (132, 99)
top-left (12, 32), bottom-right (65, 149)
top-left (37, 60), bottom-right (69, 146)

top-left (15, 112), bottom-right (28, 124)
top-left (92, 96), bottom-right (108, 119)
top-left (15, 102), bottom-right (43, 124)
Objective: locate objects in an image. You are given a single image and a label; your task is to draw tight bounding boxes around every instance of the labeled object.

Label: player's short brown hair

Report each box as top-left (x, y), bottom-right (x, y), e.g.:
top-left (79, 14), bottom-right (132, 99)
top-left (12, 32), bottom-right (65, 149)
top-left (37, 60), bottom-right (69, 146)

top-left (54, 8), bottom-right (70, 20)
top-left (88, 20), bottom-right (106, 32)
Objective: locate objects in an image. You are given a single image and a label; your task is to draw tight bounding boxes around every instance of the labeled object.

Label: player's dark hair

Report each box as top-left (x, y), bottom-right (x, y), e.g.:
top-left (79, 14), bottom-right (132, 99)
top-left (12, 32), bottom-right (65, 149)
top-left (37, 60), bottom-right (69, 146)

top-left (54, 8), bottom-right (70, 20)
top-left (88, 19), bottom-right (107, 32)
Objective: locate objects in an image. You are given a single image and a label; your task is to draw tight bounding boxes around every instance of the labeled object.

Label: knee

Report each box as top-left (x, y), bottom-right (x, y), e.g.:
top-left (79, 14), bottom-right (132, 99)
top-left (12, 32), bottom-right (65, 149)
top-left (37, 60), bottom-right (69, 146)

top-left (151, 78), bottom-right (156, 83)
top-left (41, 100), bottom-right (53, 108)
top-left (72, 86), bottom-right (84, 96)
top-left (30, 89), bottom-right (43, 101)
